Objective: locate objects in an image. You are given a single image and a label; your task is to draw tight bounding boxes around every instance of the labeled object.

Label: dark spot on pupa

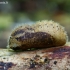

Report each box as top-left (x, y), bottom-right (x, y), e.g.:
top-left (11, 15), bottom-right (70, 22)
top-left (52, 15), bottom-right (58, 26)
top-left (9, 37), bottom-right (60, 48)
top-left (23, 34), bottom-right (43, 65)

top-left (26, 27), bottom-right (33, 30)
top-left (57, 26), bottom-right (58, 27)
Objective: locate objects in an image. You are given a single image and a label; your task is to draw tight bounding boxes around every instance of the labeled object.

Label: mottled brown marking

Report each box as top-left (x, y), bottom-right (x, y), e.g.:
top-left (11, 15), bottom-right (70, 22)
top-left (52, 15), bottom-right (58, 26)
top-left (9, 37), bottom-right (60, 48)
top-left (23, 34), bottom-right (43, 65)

top-left (11, 29), bottom-right (25, 36)
top-left (11, 32), bottom-right (55, 50)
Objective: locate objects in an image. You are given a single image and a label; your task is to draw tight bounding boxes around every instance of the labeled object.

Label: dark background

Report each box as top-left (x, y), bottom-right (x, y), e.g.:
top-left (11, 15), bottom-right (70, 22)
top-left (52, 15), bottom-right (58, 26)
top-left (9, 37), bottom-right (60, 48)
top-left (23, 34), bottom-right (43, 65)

top-left (0, 0), bottom-right (70, 48)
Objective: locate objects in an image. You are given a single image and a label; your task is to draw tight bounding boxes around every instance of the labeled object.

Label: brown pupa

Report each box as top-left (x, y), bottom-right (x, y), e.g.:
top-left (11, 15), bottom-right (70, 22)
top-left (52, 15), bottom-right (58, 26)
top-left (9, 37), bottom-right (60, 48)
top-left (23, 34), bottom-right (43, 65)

top-left (8, 20), bottom-right (68, 50)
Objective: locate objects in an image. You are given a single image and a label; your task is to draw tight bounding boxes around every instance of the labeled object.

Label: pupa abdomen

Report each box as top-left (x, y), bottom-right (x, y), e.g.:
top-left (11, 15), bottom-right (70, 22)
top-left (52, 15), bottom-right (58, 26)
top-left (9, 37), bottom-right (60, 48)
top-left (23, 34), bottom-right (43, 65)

top-left (8, 20), bottom-right (68, 50)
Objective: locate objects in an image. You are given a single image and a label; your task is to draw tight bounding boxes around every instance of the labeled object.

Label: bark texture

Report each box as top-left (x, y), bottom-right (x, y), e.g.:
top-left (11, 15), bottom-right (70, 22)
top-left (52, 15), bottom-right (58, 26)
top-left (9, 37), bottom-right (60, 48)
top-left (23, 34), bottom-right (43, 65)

top-left (0, 46), bottom-right (70, 70)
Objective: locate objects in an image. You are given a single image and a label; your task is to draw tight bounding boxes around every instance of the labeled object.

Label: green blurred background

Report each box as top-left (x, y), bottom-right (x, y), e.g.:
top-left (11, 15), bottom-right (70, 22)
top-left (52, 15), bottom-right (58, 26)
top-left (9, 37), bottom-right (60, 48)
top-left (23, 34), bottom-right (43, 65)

top-left (0, 0), bottom-right (70, 48)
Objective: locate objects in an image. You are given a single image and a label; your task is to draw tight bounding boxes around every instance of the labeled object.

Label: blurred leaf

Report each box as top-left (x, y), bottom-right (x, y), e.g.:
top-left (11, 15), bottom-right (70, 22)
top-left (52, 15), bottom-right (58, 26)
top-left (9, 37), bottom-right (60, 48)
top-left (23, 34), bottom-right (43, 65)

top-left (0, 14), bottom-right (13, 30)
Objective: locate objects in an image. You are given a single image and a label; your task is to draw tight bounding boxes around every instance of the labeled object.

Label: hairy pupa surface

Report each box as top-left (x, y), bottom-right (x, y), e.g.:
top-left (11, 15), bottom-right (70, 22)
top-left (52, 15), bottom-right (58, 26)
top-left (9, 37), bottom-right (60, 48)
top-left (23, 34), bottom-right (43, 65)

top-left (33, 20), bottom-right (68, 46)
top-left (8, 20), bottom-right (68, 50)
